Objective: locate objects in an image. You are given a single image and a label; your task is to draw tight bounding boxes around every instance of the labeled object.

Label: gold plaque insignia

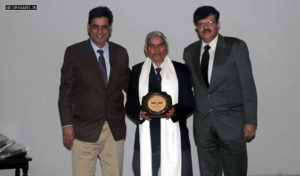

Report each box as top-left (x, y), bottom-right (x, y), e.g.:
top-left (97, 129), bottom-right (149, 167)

top-left (142, 91), bottom-right (172, 118)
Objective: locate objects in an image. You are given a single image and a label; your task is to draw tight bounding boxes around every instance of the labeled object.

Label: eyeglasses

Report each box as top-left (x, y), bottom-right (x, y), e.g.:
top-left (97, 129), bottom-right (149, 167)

top-left (197, 21), bottom-right (216, 27)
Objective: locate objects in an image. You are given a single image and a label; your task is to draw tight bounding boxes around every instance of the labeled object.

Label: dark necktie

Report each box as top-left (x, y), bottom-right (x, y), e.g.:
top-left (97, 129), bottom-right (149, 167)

top-left (155, 68), bottom-right (162, 91)
top-left (155, 68), bottom-right (162, 82)
top-left (97, 49), bottom-right (108, 86)
top-left (151, 67), bottom-right (162, 152)
top-left (201, 45), bottom-right (210, 87)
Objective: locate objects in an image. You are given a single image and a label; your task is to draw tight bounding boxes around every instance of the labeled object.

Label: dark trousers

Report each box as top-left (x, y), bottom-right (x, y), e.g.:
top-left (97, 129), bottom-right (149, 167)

top-left (132, 149), bottom-right (193, 176)
top-left (195, 117), bottom-right (247, 176)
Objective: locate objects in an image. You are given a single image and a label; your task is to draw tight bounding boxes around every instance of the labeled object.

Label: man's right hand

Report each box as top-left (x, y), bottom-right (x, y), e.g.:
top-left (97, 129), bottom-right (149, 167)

top-left (140, 110), bottom-right (151, 121)
top-left (63, 126), bottom-right (74, 150)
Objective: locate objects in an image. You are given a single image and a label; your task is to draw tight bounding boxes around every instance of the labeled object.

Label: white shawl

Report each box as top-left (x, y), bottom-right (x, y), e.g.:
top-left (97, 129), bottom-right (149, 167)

top-left (138, 56), bottom-right (181, 176)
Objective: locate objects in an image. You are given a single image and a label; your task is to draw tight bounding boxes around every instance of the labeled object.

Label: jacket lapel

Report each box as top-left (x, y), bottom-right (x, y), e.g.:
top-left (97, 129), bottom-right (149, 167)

top-left (191, 41), bottom-right (207, 88)
top-left (209, 35), bottom-right (230, 88)
top-left (106, 42), bottom-right (117, 89)
top-left (84, 39), bottom-right (107, 87)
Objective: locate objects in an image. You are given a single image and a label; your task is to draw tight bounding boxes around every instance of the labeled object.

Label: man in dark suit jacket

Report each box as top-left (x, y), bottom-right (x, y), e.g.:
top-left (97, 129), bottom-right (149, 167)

top-left (126, 31), bottom-right (195, 176)
top-left (183, 6), bottom-right (257, 176)
top-left (58, 6), bottom-right (130, 176)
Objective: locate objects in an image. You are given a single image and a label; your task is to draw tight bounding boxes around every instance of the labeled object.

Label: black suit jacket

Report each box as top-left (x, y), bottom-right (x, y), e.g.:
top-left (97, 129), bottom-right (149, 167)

top-left (58, 39), bottom-right (130, 142)
top-left (125, 61), bottom-right (195, 151)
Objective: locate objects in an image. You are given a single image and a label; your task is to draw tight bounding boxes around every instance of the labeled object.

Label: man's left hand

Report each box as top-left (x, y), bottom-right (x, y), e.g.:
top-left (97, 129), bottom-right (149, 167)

top-left (165, 107), bottom-right (175, 119)
top-left (244, 124), bottom-right (256, 142)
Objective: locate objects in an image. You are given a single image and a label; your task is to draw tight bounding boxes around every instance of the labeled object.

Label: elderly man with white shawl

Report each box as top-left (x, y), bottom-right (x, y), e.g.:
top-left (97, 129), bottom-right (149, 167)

top-left (126, 31), bottom-right (195, 176)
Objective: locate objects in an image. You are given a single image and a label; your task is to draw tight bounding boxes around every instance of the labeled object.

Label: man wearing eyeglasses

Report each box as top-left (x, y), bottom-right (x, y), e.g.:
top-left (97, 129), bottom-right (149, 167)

top-left (183, 6), bottom-right (257, 176)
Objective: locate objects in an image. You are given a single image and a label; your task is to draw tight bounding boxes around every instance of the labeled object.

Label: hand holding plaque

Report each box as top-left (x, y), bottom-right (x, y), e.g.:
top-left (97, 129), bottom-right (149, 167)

top-left (142, 91), bottom-right (172, 118)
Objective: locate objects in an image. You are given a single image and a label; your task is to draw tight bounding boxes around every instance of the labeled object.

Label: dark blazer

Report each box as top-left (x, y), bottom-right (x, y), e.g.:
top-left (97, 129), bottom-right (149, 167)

top-left (58, 39), bottom-right (130, 142)
top-left (183, 34), bottom-right (257, 144)
top-left (125, 61), bottom-right (195, 151)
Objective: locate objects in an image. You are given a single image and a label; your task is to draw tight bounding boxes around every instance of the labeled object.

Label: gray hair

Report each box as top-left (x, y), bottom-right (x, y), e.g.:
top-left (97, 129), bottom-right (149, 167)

top-left (144, 31), bottom-right (168, 48)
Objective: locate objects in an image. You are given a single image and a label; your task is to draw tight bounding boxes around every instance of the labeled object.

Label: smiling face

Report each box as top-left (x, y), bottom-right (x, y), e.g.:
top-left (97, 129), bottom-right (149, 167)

top-left (145, 36), bottom-right (168, 66)
top-left (88, 17), bottom-right (112, 48)
top-left (195, 14), bottom-right (220, 44)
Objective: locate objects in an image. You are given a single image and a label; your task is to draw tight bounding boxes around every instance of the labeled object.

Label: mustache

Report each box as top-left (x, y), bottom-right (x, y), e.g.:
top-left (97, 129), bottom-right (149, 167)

top-left (203, 29), bottom-right (211, 33)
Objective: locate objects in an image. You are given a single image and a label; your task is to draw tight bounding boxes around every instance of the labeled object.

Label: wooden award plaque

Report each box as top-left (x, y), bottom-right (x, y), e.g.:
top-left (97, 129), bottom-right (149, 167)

top-left (142, 91), bottom-right (172, 118)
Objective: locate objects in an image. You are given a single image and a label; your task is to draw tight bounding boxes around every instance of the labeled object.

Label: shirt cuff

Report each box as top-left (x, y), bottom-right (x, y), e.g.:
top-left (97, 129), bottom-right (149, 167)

top-left (62, 125), bottom-right (73, 128)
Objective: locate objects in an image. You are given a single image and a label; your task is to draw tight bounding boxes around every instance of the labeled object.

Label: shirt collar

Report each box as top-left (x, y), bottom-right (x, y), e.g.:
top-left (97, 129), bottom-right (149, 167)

top-left (90, 39), bottom-right (109, 53)
top-left (202, 34), bottom-right (218, 51)
top-left (152, 58), bottom-right (165, 70)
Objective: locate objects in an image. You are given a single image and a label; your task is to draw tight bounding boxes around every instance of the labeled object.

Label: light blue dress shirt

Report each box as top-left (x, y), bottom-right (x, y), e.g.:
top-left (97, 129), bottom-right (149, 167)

top-left (90, 40), bottom-right (111, 81)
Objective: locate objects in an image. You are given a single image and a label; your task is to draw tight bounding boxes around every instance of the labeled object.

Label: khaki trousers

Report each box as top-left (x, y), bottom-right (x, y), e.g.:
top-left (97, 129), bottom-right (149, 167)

top-left (72, 122), bottom-right (124, 176)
